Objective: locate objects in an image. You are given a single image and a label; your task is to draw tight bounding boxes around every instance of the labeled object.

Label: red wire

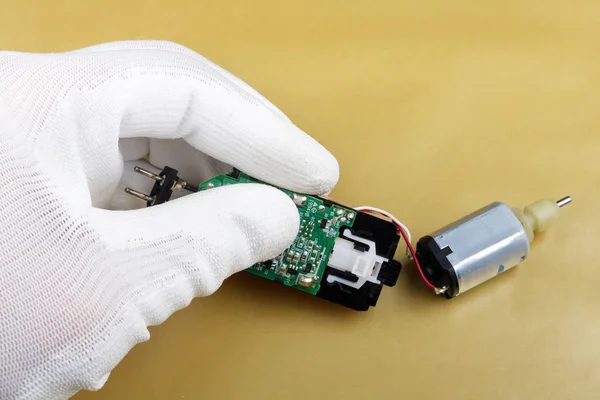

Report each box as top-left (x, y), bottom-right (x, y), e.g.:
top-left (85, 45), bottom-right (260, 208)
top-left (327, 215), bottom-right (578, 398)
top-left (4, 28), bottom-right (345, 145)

top-left (358, 210), bottom-right (436, 290)
top-left (395, 223), bottom-right (436, 290)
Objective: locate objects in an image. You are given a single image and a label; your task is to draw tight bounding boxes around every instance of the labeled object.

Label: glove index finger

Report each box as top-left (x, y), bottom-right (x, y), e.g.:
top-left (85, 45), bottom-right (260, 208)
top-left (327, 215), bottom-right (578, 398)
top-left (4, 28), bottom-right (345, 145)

top-left (183, 95), bottom-right (339, 196)
top-left (74, 40), bottom-right (339, 194)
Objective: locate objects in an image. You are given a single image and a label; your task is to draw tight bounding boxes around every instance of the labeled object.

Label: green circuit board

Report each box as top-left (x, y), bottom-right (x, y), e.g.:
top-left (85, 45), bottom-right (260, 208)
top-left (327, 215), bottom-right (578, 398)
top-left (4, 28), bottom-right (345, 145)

top-left (198, 172), bottom-right (356, 295)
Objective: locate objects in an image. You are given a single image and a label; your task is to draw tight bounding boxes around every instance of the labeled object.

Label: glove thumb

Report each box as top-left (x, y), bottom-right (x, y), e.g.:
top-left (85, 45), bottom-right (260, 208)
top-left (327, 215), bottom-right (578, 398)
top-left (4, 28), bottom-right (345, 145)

top-left (88, 183), bottom-right (299, 297)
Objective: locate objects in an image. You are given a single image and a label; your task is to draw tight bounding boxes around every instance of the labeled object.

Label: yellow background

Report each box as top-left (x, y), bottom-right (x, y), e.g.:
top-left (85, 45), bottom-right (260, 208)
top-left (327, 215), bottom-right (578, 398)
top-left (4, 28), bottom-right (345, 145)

top-left (1, 0), bottom-right (598, 398)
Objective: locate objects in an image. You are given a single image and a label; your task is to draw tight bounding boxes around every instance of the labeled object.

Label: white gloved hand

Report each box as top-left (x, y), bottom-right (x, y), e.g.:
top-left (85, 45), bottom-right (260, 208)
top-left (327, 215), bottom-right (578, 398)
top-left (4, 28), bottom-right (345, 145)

top-left (0, 40), bottom-right (338, 399)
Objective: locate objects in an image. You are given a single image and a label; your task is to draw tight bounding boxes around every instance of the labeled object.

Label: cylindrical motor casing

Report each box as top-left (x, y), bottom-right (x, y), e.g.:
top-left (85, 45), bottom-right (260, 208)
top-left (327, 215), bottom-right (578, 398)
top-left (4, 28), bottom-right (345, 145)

top-left (416, 202), bottom-right (530, 298)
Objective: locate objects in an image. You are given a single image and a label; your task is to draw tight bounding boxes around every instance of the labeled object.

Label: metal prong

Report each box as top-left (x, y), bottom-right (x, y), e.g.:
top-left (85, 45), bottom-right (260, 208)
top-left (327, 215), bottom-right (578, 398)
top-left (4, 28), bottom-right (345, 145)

top-left (172, 181), bottom-right (185, 192)
top-left (556, 196), bottom-right (572, 208)
top-left (124, 187), bottom-right (153, 202)
top-left (134, 166), bottom-right (163, 182)
top-left (434, 286), bottom-right (448, 295)
top-left (172, 180), bottom-right (198, 193)
top-left (184, 183), bottom-right (198, 192)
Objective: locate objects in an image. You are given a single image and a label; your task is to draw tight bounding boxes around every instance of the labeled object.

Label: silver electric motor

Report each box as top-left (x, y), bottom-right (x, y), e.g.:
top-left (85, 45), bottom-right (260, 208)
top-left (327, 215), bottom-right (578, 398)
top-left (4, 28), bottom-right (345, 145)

top-left (415, 197), bottom-right (571, 298)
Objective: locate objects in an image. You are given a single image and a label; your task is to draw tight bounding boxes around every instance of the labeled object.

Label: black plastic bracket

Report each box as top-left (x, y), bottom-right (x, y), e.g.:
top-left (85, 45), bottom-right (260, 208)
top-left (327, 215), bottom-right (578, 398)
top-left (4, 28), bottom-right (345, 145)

top-left (315, 209), bottom-right (403, 311)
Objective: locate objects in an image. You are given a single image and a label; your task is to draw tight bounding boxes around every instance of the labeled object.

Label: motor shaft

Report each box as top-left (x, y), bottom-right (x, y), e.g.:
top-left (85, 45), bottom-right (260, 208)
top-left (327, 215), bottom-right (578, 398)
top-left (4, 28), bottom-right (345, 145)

top-left (556, 196), bottom-right (572, 208)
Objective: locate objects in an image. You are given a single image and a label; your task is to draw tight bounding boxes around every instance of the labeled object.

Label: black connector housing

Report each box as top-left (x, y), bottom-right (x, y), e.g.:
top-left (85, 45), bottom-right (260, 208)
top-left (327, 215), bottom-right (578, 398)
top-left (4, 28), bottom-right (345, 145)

top-left (147, 166), bottom-right (180, 206)
top-left (315, 203), bottom-right (402, 310)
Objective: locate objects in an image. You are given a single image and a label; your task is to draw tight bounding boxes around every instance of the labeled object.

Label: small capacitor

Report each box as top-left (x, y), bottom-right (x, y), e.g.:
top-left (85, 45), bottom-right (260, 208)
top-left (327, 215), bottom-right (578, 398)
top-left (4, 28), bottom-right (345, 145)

top-left (301, 251), bottom-right (308, 263)
top-left (285, 251), bottom-right (294, 263)
top-left (416, 196), bottom-right (572, 298)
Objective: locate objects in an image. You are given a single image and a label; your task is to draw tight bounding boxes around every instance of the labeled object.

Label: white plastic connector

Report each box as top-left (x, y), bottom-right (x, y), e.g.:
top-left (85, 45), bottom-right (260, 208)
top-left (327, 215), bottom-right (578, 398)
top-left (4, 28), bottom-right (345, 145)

top-left (326, 231), bottom-right (388, 290)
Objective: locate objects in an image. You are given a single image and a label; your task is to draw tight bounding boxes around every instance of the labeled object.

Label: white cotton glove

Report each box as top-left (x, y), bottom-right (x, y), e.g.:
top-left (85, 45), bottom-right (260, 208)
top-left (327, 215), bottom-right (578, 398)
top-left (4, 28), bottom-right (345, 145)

top-left (0, 40), bottom-right (338, 399)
